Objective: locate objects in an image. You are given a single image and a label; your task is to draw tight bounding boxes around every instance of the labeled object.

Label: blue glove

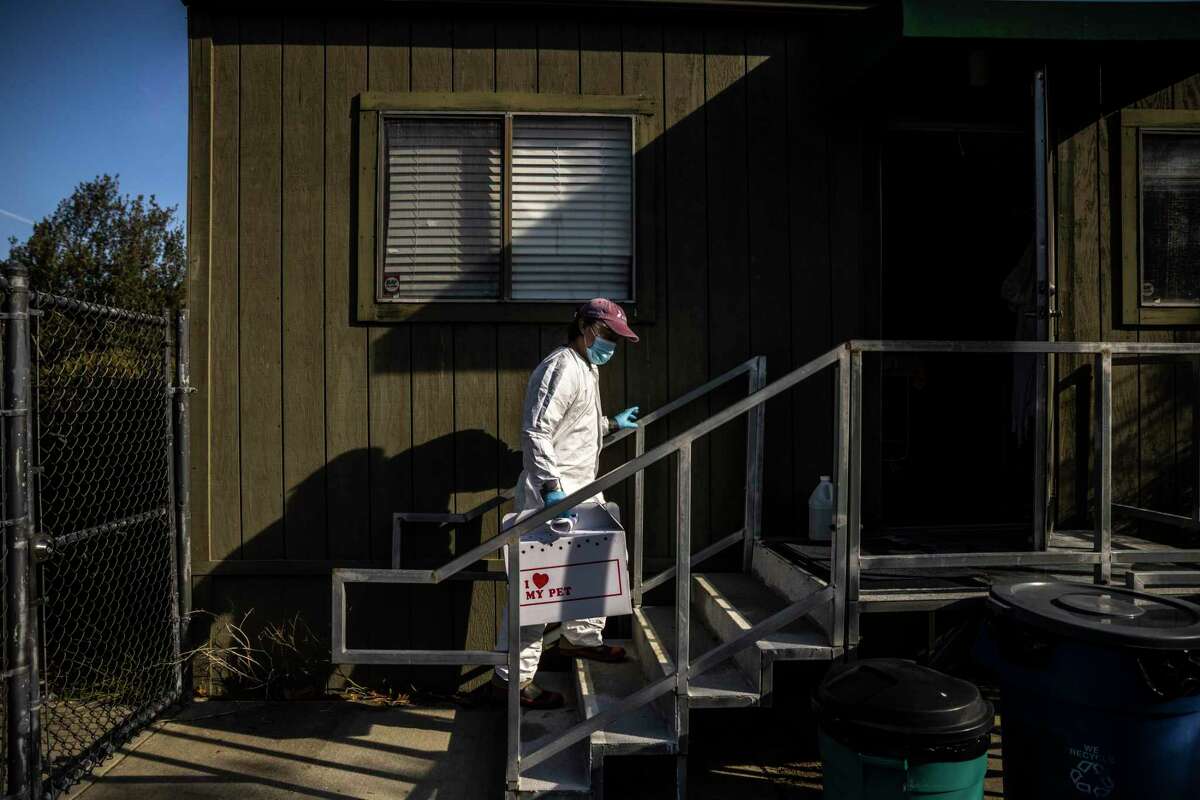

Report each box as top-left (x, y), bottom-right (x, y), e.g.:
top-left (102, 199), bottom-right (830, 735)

top-left (541, 488), bottom-right (568, 508)
top-left (613, 406), bottom-right (640, 430)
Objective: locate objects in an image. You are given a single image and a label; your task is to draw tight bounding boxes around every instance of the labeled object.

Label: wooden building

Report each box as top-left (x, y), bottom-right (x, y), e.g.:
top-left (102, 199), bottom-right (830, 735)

top-left (183, 0), bottom-right (1200, 691)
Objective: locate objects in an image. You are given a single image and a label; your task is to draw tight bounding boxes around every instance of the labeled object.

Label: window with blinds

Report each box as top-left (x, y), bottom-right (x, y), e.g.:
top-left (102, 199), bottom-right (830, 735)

top-left (380, 117), bottom-right (503, 300)
top-left (510, 116), bottom-right (633, 300)
top-left (377, 113), bottom-right (634, 303)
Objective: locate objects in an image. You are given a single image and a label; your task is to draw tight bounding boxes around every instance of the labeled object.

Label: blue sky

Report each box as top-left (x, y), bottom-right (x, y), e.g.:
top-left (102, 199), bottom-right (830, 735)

top-left (0, 1), bottom-right (187, 257)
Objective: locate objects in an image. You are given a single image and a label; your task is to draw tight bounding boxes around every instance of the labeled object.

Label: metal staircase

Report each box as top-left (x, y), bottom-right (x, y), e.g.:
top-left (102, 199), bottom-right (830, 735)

top-left (331, 338), bottom-right (1200, 798)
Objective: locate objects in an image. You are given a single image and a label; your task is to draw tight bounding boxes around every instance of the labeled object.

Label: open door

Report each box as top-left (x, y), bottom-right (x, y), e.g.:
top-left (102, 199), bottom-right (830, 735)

top-left (874, 125), bottom-right (1037, 532)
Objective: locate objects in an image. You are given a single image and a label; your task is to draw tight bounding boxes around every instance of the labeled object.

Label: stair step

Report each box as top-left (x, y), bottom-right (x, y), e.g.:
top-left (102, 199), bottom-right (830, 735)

top-left (752, 540), bottom-right (836, 639)
top-left (1126, 568), bottom-right (1200, 591)
top-left (692, 572), bottom-right (838, 705)
top-left (693, 572), bottom-right (837, 660)
top-left (519, 671), bottom-right (591, 796)
top-left (573, 643), bottom-right (678, 757)
top-left (634, 604), bottom-right (760, 708)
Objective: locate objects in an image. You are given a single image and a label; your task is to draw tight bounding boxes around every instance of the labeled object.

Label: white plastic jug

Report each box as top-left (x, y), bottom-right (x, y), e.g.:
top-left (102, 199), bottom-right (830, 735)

top-left (808, 476), bottom-right (834, 542)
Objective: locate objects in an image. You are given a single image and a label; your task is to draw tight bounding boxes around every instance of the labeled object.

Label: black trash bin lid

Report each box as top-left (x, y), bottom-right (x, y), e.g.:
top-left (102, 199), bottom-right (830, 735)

top-left (813, 659), bottom-right (994, 750)
top-left (990, 581), bottom-right (1200, 649)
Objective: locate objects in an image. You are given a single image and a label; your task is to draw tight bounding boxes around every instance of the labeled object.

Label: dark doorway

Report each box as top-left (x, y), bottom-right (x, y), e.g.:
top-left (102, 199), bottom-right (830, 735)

top-left (873, 127), bottom-right (1036, 532)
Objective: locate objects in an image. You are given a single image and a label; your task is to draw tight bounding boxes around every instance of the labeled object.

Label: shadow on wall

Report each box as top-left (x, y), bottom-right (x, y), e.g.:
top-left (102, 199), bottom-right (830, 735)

top-left (1055, 357), bottom-right (1199, 533)
top-left (191, 430), bottom-right (525, 697)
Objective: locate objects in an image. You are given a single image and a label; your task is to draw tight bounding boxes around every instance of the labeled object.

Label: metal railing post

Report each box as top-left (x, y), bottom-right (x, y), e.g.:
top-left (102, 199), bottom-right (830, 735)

top-left (847, 348), bottom-right (864, 648)
top-left (831, 348), bottom-right (850, 650)
top-left (1033, 351), bottom-right (1049, 550)
top-left (1193, 356), bottom-right (1200, 527)
top-left (742, 356), bottom-right (766, 571)
top-left (506, 533), bottom-right (521, 793)
top-left (633, 427), bottom-right (646, 605)
top-left (674, 442), bottom-right (692, 799)
top-left (1095, 350), bottom-right (1113, 584)
top-left (173, 310), bottom-right (192, 702)
top-left (1033, 65), bottom-right (1052, 552)
top-left (4, 261), bottom-right (35, 798)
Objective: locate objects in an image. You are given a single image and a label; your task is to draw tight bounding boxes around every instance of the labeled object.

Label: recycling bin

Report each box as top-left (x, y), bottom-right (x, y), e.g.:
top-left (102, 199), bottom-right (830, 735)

top-left (814, 658), bottom-right (994, 799)
top-left (977, 580), bottom-right (1200, 799)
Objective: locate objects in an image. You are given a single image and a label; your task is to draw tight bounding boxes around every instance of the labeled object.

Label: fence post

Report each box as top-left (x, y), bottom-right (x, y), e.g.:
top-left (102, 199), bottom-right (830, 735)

top-left (4, 261), bottom-right (35, 798)
top-left (742, 356), bottom-right (766, 572)
top-left (173, 310), bottom-right (192, 701)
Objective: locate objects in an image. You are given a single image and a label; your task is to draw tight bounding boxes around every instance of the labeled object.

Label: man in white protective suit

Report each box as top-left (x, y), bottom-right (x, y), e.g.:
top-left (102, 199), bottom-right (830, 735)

top-left (491, 298), bottom-right (641, 709)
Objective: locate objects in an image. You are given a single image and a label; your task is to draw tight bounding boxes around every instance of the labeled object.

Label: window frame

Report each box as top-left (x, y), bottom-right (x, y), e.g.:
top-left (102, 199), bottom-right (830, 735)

top-left (1120, 109), bottom-right (1200, 327)
top-left (356, 92), bottom-right (657, 324)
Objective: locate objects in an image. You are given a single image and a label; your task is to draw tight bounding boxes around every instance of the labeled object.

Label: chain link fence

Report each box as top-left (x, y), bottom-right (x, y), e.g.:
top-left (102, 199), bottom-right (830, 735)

top-left (1, 287), bottom-right (10, 797)
top-left (1, 265), bottom-right (190, 800)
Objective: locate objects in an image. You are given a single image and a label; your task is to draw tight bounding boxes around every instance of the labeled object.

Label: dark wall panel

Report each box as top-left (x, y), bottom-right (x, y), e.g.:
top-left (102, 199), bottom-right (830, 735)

top-left (282, 16), bottom-right (328, 561)
top-left (208, 16), bottom-right (241, 562)
top-left (622, 23), bottom-right (671, 562)
top-left (238, 16), bottom-right (285, 560)
top-left (705, 27), bottom-right (750, 547)
top-left (747, 28), bottom-right (795, 537)
top-left (325, 18), bottom-right (371, 561)
top-left (663, 26), bottom-right (711, 556)
top-left (186, 11), bottom-right (212, 573)
top-left (786, 30), bottom-right (834, 514)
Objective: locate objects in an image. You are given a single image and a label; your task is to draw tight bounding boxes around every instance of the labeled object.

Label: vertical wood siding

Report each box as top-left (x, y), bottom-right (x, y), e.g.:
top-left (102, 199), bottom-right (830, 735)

top-left (282, 15), bottom-right (328, 562)
top-left (1053, 61), bottom-right (1200, 532)
top-left (188, 7), bottom-right (855, 691)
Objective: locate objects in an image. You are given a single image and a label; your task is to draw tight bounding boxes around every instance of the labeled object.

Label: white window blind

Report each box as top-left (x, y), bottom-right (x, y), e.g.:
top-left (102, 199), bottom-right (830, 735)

top-left (510, 116), bottom-right (633, 301)
top-left (381, 117), bottom-right (503, 300)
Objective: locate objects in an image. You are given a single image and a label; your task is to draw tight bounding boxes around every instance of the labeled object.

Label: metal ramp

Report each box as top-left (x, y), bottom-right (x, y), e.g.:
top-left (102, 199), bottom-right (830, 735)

top-left (330, 339), bottom-right (1200, 798)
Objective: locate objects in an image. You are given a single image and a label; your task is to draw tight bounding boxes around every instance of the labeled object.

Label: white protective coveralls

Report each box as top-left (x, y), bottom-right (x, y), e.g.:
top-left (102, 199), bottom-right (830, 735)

top-left (495, 345), bottom-right (612, 685)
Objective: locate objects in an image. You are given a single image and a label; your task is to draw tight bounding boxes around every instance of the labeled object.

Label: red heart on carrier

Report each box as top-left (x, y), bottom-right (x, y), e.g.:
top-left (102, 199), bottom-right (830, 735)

top-left (532, 573), bottom-right (550, 589)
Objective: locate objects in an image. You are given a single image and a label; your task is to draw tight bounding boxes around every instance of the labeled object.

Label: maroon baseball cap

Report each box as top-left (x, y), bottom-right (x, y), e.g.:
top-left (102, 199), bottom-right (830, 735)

top-left (576, 298), bottom-right (639, 342)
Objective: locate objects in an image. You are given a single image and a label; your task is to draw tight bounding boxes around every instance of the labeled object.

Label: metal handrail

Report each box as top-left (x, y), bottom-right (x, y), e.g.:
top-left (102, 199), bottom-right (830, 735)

top-left (840, 340), bottom-right (1200, 640)
top-left (852, 339), bottom-right (1200, 354)
top-left (344, 346), bottom-right (840, 588)
top-left (638, 528), bottom-right (744, 595)
top-left (390, 354), bottom-right (762, 527)
top-left (387, 354), bottom-right (766, 571)
top-left (394, 489), bottom-right (514, 526)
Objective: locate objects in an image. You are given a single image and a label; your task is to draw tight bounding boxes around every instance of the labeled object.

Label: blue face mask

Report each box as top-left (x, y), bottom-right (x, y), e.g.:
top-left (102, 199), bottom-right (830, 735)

top-left (587, 333), bottom-right (617, 366)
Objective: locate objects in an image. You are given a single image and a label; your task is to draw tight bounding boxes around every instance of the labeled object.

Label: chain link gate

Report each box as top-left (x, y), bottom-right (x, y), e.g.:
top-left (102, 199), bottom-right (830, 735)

top-left (1, 262), bottom-right (191, 799)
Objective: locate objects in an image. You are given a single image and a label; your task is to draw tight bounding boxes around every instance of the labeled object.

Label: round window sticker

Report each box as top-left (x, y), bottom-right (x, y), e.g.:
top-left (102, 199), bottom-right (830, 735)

top-left (383, 276), bottom-right (400, 294)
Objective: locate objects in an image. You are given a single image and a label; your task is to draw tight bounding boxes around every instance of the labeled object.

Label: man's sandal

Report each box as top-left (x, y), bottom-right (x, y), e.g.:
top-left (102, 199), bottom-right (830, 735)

top-left (556, 642), bottom-right (627, 663)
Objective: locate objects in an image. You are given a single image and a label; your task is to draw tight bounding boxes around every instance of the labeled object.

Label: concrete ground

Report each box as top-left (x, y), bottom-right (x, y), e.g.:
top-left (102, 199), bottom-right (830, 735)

top-left (66, 697), bottom-right (1003, 799)
top-left (67, 700), bottom-right (506, 800)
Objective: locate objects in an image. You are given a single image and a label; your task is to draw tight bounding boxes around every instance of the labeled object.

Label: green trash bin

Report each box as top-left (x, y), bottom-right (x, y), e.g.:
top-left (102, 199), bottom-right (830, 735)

top-left (813, 659), bottom-right (994, 800)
